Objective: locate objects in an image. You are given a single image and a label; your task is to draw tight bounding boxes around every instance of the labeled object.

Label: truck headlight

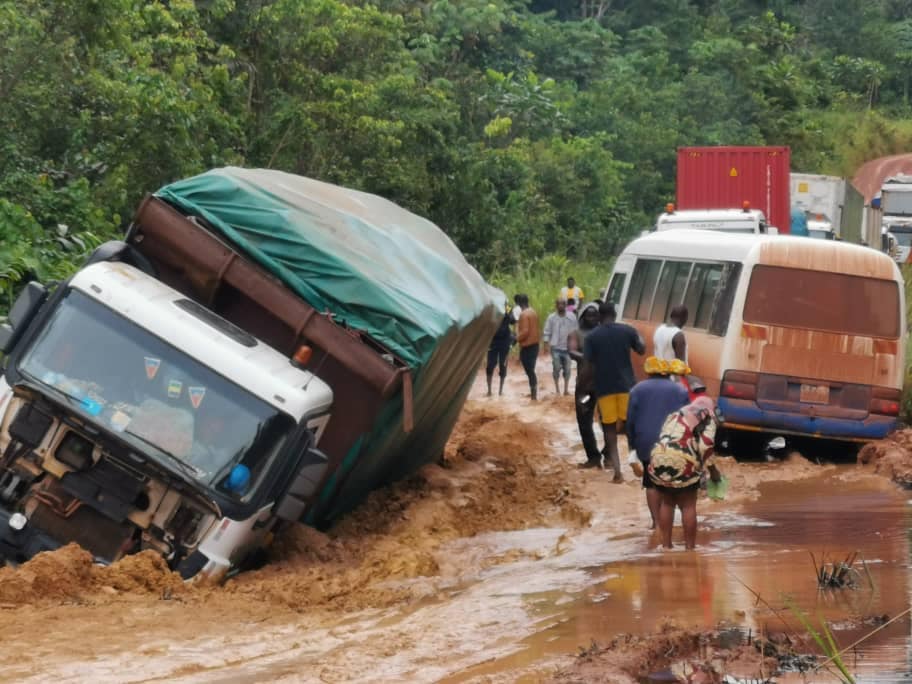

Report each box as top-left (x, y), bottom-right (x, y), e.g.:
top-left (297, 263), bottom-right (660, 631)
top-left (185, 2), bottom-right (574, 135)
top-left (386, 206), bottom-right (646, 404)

top-left (9, 513), bottom-right (27, 531)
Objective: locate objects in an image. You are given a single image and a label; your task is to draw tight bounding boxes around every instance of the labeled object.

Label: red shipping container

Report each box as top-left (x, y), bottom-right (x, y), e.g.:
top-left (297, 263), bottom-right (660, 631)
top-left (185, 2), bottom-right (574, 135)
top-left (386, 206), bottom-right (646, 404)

top-left (676, 146), bottom-right (791, 234)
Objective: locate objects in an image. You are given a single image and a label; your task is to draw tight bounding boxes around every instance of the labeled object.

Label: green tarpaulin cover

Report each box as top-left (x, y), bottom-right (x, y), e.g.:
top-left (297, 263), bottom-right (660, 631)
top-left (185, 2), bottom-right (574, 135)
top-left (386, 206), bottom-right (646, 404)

top-left (156, 168), bottom-right (503, 523)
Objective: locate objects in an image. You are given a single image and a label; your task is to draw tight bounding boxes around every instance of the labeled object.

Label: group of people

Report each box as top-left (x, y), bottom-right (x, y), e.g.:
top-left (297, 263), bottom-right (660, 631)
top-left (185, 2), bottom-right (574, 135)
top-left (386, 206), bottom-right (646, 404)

top-left (485, 278), bottom-right (722, 549)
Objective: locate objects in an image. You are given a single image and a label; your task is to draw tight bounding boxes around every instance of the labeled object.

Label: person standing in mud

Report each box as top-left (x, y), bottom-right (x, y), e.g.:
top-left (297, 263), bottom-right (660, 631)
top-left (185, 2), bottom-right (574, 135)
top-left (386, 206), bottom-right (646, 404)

top-left (512, 293), bottom-right (523, 323)
top-left (543, 299), bottom-right (577, 397)
top-left (654, 306), bottom-right (689, 390)
top-left (581, 301), bottom-right (646, 482)
top-left (568, 302), bottom-right (602, 468)
top-left (516, 294), bottom-right (540, 400)
top-left (485, 302), bottom-right (513, 397)
top-left (648, 396), bottom-right (722, 550)
top-left (626, 357), bottom-right (689, 528)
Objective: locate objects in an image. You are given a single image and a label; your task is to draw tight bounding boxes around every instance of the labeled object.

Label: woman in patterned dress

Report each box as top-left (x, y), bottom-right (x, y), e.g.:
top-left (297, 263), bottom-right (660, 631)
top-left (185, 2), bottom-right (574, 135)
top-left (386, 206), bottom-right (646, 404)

top-left (647, 395), bottom-right (722, 549)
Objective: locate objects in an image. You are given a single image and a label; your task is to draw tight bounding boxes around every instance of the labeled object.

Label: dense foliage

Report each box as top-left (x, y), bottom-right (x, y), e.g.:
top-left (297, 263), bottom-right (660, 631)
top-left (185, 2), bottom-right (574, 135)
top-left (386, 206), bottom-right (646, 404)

top-left (5, 0), bottom-right (912, 293)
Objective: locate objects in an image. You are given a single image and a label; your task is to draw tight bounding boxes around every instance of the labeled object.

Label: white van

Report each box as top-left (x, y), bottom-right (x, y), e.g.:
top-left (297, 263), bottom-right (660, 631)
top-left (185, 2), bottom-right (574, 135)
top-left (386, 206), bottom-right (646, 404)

top-left (604, 229), bottom-right (905, 443)
top-left (655, 205), bottom-right (777, 235)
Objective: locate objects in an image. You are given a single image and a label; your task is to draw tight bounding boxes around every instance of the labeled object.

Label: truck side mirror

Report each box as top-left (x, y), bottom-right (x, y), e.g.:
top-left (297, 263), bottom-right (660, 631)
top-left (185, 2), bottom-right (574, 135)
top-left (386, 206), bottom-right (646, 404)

top-left (0, 282), bottom-right (48, 354)
top-left (274, 446), bottom-right (329, 521)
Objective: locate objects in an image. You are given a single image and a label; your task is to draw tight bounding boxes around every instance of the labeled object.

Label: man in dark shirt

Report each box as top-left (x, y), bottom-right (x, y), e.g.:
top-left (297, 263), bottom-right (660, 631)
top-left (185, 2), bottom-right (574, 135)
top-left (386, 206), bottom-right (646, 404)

top-left (582, 301), bottom-right (646, 482)
top-left (486, 304), bottom-right (513, 397)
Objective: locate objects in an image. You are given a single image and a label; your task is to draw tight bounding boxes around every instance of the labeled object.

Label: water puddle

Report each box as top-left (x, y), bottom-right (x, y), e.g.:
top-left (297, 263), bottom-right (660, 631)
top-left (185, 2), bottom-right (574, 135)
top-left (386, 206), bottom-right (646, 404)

top-left (443, 470), bottom-right (912, 683)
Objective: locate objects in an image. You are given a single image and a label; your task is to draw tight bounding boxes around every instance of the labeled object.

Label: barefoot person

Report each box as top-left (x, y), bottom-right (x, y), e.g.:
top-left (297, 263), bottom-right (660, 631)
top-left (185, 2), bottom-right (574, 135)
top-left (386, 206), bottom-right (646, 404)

top-left (581, 301), bottom-right (646, 482)
top-left (515, 294), bottom-right (540, 400)
top-left (648, 396), bottom-right (722, 549)
top-left (626, 357), bottom-right (689, 528)
top-left (485, 302), bottom-right (513, 397)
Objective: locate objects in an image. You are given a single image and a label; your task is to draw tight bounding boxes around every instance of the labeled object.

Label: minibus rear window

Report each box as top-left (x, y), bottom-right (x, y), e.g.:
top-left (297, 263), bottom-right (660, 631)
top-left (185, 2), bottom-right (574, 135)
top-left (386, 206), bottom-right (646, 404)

top-left (744, 265), bottom-right (900, 338)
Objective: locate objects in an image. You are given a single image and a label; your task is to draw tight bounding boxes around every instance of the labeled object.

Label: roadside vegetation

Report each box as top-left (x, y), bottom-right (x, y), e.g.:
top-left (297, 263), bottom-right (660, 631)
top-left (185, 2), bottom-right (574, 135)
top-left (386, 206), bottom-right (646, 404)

top-left (489, 256), bottom-right (608, 319)
top-left (4, 0), bottom-right (912, 299)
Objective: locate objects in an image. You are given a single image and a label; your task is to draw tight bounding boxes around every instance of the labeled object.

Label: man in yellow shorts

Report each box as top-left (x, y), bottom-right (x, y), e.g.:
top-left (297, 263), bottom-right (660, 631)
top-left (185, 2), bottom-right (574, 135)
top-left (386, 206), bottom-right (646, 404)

top-left (581, 301), bottom-right (646, 482)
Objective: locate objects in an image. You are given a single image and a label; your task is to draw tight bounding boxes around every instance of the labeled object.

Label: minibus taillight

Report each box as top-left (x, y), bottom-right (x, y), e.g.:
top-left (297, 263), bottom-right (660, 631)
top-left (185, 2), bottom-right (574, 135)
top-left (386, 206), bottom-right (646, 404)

top-left (870, 387), bottom-right (902, 416)
top-left (721, 371), bottom-right (758, 401)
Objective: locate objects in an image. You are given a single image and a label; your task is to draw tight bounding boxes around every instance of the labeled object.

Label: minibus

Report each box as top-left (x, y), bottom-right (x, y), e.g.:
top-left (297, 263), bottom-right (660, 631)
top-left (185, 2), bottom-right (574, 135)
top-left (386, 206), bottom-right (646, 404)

top-left (604, 230), bottom-right (905, 442)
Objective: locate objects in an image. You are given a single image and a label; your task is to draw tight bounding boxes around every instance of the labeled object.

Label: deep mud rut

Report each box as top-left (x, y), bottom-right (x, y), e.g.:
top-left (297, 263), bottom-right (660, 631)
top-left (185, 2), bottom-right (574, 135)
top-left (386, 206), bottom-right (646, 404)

top-left (0, 357), bottom-right (911, 683)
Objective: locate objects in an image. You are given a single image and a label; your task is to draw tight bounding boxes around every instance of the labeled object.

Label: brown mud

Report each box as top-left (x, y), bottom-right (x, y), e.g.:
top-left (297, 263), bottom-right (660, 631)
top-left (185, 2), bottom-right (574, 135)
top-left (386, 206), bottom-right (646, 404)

top-left (858, 428), bottom-right (912, 486)
top-left (0, 357), bottom-right (910, 682)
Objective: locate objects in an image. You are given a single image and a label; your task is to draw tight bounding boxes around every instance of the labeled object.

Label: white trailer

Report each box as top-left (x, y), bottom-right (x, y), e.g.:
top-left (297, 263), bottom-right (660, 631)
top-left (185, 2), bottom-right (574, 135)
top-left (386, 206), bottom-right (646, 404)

top-left (790, 173), bottom-right (864, 241)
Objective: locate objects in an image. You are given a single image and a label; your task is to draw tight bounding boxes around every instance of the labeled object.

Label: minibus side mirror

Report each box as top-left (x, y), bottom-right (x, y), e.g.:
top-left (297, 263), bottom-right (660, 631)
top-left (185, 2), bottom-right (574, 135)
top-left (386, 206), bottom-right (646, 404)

top-left (0, 282), bottom-right (48, 354)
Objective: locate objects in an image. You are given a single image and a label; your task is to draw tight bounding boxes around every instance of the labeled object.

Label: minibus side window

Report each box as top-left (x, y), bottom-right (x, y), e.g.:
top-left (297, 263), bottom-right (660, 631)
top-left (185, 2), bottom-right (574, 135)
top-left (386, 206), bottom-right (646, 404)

top-left (623, 259), bottom-right (662, 320)
top-left (694, 265), bottom-right (722, 328)
top-left (709, 263), bottom-right (742, 335)
top-left (683, 264), bottom-right (709, 327)
top-left (683, 263), bottom-right (724, 330)
top-left (650, 261), bottom-right (693, 322)
top-left (605, 272), bottom-right (626, 305)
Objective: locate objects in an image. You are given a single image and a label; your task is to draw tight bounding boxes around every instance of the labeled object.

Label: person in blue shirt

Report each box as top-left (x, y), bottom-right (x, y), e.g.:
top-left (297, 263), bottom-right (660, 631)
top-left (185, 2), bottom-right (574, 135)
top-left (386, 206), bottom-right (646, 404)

top-left (626, 356), bottom-right (689, 528)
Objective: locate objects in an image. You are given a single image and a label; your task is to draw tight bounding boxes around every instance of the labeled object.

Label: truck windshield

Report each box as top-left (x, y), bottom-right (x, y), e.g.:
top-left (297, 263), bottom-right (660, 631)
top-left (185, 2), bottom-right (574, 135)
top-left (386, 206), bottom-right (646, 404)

top-left (882, 191), bottom-right (912, 216)
top-left (888, 228), bottom-right (912, 247)
top-left (17, 289), bottom-right (294, 495)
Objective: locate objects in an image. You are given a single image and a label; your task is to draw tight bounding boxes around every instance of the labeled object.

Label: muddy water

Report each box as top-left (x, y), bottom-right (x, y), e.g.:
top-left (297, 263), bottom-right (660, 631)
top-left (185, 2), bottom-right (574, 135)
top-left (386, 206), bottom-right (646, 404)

top-left (4, 359), bottom-right (912, 683)
top-left (438, 472), bottom-right (912, 683)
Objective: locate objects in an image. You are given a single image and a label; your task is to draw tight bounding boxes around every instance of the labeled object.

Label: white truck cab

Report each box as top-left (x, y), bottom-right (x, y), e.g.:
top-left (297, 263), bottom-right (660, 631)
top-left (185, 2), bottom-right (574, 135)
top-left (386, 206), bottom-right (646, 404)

top-left (655, 204), bottom-right (778, 235)
top-left (0, 261), bottom-right (333, 581)
top-left (806, 213), bottom-right (836, 240)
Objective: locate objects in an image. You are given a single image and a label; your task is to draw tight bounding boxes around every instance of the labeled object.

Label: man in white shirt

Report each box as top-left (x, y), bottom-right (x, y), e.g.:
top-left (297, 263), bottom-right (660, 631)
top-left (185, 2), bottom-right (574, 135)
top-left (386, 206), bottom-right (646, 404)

top-left (653, 305), bottom-right (688, 364)
top-left (543, 299), bottom-right (578, 396)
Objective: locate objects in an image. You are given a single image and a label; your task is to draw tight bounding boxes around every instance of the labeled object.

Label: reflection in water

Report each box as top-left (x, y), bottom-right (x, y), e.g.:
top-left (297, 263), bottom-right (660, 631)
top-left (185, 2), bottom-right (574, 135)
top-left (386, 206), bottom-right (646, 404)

top-left (447, 471), bottom-right (912, 683)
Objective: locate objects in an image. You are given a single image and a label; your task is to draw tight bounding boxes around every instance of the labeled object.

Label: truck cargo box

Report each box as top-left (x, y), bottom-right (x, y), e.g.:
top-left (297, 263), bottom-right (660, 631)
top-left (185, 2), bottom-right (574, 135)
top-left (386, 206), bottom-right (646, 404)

top-left (676, 146), bottom-right (791, 234)
top-left (790, 173), bottom-right (865, 242)
top-left (128, 168), bottom-right (502, 526)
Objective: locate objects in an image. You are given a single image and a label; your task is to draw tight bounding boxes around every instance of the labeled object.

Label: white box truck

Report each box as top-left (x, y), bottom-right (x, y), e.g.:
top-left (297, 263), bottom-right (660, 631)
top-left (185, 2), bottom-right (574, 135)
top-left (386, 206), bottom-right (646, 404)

top-left (790, 173), bottom-right (864, 241)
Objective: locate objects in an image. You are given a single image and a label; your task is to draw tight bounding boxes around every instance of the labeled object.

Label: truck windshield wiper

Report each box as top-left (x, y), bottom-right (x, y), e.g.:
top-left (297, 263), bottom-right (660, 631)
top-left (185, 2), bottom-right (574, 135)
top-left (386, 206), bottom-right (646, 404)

top-left (123, 429), bottom-right (204, 482)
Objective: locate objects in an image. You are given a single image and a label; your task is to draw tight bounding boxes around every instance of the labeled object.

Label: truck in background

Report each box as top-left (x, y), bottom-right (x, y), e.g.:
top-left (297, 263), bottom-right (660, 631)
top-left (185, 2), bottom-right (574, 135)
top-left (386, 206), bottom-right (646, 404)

top-left (676, 146), bottom-right (791, 234)
top-left (789, 173), bottom-right (864, 241)
top-left (0, 168), bottom-right (502, 581)
top-left (880, 175), bottom-right (912, 262)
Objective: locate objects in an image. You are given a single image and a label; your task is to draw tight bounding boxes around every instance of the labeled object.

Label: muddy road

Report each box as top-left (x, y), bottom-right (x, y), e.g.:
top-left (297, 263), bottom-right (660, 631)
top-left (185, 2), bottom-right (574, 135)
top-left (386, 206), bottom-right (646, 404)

top-left (0, 358), bottom-right (910, 683)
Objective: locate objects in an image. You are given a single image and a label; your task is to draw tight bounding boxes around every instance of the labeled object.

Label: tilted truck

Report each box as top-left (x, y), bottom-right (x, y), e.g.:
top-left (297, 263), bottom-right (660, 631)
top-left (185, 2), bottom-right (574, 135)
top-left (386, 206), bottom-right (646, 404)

top-left (0, 168), bottom-right (502, 581)
top-left (676, 146), bottom-right (791, 234)
top-left (789, 173), bottom-right (865, 241)
top-left (880, 175), bottom-right (912, 262)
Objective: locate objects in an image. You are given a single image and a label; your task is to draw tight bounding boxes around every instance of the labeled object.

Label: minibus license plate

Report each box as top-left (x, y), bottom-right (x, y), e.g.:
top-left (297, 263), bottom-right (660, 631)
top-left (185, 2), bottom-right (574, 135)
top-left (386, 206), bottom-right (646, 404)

top-left (800, 384), bottom-right (829, 404)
